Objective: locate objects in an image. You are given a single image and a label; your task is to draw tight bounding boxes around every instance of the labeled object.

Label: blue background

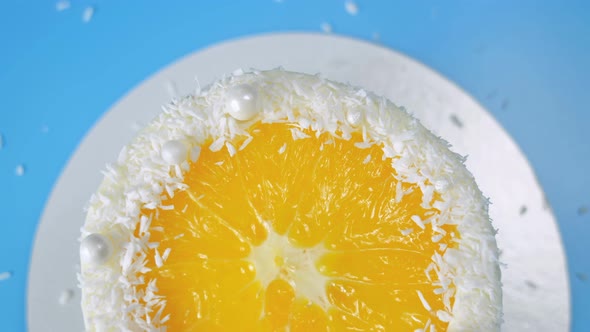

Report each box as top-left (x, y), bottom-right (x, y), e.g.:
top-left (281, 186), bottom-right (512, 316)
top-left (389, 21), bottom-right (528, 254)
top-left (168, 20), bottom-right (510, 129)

top-left (1, 0), bottom-right (589, 330)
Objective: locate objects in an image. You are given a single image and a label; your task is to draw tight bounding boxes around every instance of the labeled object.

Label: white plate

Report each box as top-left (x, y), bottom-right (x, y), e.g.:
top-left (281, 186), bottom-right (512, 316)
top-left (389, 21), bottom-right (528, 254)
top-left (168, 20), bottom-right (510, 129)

top-left (28, 33), bottom-right (570, 331)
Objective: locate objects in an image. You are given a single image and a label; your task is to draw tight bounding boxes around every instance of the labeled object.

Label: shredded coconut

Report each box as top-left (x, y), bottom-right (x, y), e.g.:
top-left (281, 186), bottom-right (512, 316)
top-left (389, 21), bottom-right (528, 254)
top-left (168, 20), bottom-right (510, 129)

top-left (416, 290), bottom-right (431, 311)
top-left (290, 128), bottom-right (310, 140)
top-left (432, 234), bottom-right (443, 243)
top-left (411, 215), bottom-right (425, 229)
top-left (82, 6), bottom-right (94, 23)
top-left (239, 136), bottom-right (254, 151)
top-left (154, 249), bottom-right (163, 268)
top-left (354, 141), bottom-right (372, 149)
top-left (278, 143), bottom-right (287, 154)
top-left (15, 164), bottom-right (25, 176)
top-left (162, 248), bottom-right (171, 261)
top-left (0, 271), bottom-right (12, 281)
top-left (56, 0), bottom-right (70, 12)
top-left (344, 0), bottom-right (359, 15)
top-left (226, 142), bottom-right (237, 157)
top-left (437, 309), bottom-right (452, 322)
top-left (400, 228), bottom-right (413, 236)
top-left (395, 181), bottom-right (403, 202)
top-left (209, 137), bottom-right (225, 152)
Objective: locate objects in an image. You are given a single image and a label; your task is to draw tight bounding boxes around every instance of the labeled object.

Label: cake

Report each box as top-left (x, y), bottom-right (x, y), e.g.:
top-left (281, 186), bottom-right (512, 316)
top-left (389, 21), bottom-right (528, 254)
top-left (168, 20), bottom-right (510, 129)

top-left (79, 69), bottom-right (502, 331)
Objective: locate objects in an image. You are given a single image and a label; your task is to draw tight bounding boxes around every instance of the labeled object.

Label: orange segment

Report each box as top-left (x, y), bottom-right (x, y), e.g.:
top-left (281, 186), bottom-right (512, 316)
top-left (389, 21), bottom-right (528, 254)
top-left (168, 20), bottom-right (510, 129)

top-left (326, 281), bottom-right (435, 330)
top-left (185, 153), bottom-right (268, 246)
top-left (156, 203), bottom-right (252, 259)
top-left (140, 122), bottom-right (456, 331)
top-left (264, 279), bottom-right (295, 329)
top-left (290, 299), bottom-right (329, 332)
top-left (316, 249), bottom-right (431, 284)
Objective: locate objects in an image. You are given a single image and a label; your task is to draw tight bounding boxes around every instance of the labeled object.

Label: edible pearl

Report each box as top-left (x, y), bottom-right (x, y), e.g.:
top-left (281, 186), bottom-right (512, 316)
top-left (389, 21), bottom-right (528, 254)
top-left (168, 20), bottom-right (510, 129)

top-left (80, 233), bottom-right (112, 265)
top-left (226, 84), bottom-right (259, 121)
top-left (161, 140), bottom-right (187, 164)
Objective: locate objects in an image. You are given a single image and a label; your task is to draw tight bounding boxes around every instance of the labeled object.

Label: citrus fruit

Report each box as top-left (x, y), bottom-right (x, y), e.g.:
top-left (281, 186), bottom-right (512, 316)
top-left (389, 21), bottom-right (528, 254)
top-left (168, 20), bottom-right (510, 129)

top-left (80, 70), bottom-right (502, 331)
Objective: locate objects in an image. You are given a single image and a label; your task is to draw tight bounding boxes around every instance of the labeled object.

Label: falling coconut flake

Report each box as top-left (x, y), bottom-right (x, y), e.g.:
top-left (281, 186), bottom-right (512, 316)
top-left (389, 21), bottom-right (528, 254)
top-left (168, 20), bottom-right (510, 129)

top-left (0, 271), bottom-right (12, 281)
top-left (82, 6), bottom-right (95, 23)
top-left (56, 0), bottom-right (70, 11)
top-left (345, 0), bottom-right (359, 15)
top-left (320, 22), bottom-right (332, 33)
top-left (15, 164), bottom-right (25, 176)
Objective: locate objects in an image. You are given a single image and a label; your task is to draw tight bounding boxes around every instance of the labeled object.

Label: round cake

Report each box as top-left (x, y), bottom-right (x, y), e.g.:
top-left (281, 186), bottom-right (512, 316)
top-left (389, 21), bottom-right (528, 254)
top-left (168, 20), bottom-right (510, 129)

top-left (79, 69), bottom-right (502, 331)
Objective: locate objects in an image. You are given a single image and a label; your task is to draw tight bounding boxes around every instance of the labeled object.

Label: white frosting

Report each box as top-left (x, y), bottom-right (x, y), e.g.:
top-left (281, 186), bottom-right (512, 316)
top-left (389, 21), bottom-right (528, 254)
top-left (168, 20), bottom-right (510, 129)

top-left (80, 69), bottom-right (502, 331)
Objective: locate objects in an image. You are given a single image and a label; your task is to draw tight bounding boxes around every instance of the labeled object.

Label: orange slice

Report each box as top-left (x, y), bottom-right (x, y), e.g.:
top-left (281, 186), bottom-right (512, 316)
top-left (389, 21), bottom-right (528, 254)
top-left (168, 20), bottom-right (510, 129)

top-left (80, 70), bottom-right (502, 332)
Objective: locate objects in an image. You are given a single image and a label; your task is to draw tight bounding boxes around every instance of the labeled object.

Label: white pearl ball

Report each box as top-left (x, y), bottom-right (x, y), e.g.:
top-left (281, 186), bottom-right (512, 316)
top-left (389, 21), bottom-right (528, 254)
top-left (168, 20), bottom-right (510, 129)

top-left (80, 233), bottom-right (112, 265)
top-left (226, 84), bottom-right (259, 121)
top-left (161, 140), bottom-right (187, 164)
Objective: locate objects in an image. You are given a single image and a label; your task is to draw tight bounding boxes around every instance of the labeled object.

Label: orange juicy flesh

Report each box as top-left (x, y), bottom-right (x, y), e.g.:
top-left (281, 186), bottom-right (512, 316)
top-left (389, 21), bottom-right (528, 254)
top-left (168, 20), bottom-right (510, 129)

top-left (141, 122), bottom-right (457, 331)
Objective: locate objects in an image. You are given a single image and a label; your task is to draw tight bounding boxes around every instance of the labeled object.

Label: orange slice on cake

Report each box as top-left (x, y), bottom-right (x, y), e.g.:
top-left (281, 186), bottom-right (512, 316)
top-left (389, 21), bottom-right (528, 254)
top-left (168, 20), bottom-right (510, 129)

top-left (79, 69), bottom-right (502, 331)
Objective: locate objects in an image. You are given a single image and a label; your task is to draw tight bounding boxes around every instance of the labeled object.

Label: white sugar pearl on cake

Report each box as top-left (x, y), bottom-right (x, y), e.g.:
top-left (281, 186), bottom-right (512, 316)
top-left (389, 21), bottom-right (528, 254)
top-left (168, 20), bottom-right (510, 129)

top-left (226, 84), bottom-right (259, 121)
top-left (80, 233), bottom-right (112, 266)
